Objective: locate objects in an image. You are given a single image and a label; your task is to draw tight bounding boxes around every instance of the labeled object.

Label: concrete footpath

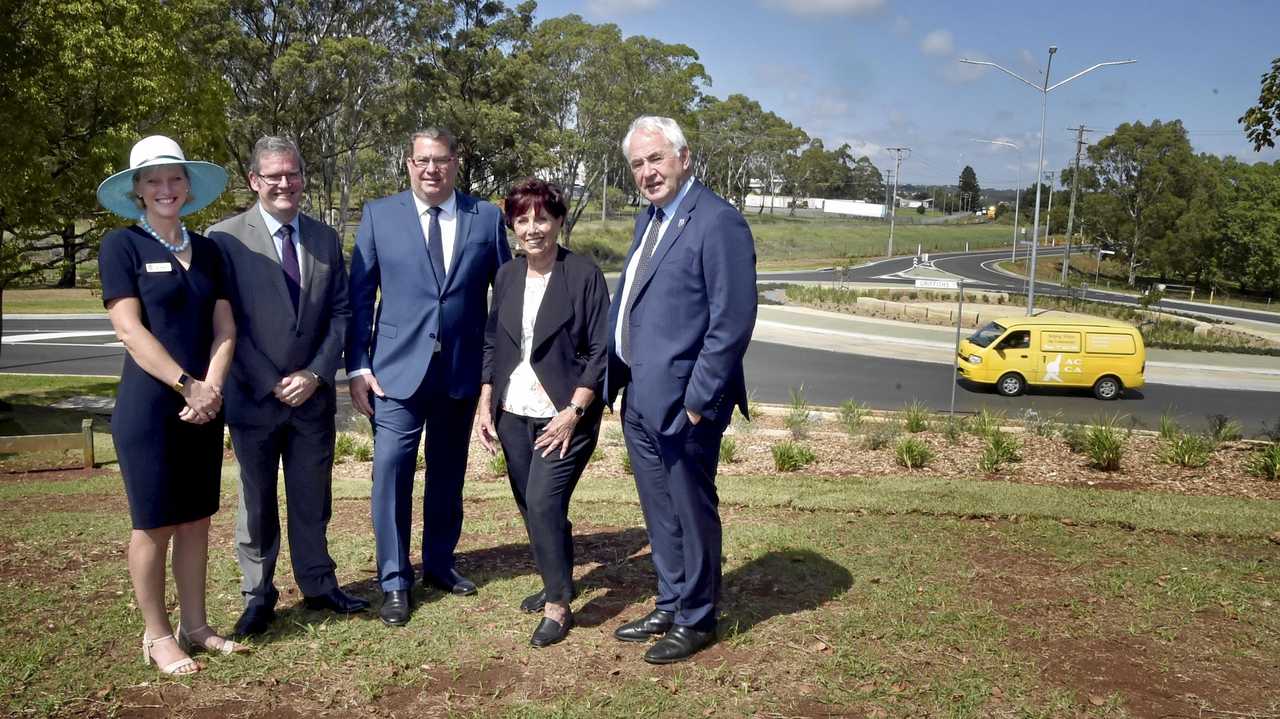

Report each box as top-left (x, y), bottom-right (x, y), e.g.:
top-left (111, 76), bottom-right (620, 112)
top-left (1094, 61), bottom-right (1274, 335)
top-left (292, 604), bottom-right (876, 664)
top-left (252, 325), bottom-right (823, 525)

top-left (754, 304), bottom-right (1280, 393)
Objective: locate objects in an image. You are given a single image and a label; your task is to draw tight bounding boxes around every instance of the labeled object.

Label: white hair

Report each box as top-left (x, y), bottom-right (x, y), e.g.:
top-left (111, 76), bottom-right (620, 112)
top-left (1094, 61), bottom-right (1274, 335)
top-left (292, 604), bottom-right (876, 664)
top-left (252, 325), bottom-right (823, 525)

top-left (621, 116), bottom-right (689, 159)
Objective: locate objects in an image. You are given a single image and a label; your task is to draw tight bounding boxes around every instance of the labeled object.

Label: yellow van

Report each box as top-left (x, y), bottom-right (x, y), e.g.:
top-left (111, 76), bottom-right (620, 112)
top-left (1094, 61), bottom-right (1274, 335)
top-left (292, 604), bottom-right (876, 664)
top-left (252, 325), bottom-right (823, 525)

top-left (956, 312), bottom-right (1145, 400)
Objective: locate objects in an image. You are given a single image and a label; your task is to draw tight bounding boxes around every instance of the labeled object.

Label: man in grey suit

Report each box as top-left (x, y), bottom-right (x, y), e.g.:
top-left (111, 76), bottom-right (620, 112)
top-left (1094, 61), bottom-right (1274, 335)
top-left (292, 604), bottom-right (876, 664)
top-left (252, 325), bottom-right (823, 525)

top-left (208, 136), bottom-right (369, 637)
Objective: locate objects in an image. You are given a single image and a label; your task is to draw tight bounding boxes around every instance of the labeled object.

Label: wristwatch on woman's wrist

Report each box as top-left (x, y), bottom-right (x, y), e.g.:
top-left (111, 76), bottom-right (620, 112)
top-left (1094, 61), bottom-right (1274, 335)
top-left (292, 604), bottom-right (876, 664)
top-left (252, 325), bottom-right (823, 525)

top-left (171, 372), bottom-right (190, 394)
top-left (568, 401), bottom-right (585, 418)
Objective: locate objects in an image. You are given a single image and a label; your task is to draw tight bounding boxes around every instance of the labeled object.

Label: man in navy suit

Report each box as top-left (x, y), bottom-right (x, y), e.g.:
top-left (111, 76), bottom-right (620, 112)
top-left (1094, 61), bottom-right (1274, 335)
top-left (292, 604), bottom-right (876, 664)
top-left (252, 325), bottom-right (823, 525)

top-left (347, 128), bottom-right (511, 626)
top-left (606, 116), bottom-right (757, 663)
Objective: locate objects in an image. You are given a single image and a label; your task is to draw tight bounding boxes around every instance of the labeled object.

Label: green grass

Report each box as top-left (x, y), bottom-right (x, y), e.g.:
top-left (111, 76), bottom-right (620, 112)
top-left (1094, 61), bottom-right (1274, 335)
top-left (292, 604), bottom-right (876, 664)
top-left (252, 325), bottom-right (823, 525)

top-left (1, 288), bottom-right (104, 314)
top-left (0, 374), bottom-right (120, 469)
top-left (567, 215), bottom-right (1015, 271)
top-left (1, 465), bottom-right (1278, 716)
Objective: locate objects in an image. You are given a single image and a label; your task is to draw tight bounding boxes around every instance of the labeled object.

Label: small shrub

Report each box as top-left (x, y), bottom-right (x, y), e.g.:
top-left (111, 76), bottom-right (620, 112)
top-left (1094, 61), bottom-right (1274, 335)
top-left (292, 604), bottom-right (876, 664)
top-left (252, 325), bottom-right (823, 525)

top-left (1021, 408), bottom-right (1060, 437)
top-left (1245, 443), bottom-right (1280, 481)
top-left (784, 386), bottom-right (812, 439)
top-left (894, 436), bottom-right (934, 469)
top-left (1159, 434), bottom-right (1214, 468)
top-left (487, 451), bottom-right (508, 477)
top-left (1206, 414), bottom-right (1244, 444)
top-left (1085, 418), bottom-right (1126, 472)
top-left (1059, 422), bottom-right (1088, 453)
top-left (942, 415), bottom-right (969, 444)
top-left (590, 445), bottom-right (605, 463)
top-left (1262, 418), bottom-right (1280, 443)
top-left (902, 400), bottom-right (931, 433)
top-left (620, 451), bottom-right (632, 475)
top-left (862, 421), bottom-right (900, 450)
top-left (719, 436), bottom-right (737, 464)
top-left (1158, 409), bottom-right (1181, 441)
top-left (839, 399), bottom-right (869, 435)
top-left (970, 407), bottom-right (1006, 439)
top-left (978, 431), bottom-right (1021, 473)
top-left (772, 441), bottom-right (816, 472)
top-left (352, 438), bottom-right (373, 463)
top-left (334, 432), bottom-right (356, 462)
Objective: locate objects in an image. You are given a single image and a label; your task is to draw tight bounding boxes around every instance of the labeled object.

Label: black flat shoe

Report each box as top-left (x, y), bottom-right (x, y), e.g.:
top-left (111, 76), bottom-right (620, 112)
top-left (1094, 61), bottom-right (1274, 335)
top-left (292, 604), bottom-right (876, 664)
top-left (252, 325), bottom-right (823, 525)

top-left (613, 608), bottom-right (675, 642)
top-left (304, 588), bottom-right (371, 614)
top-left (425, 570), bottom-right (477, 596)
top-left (379, 590), bottom-right (412, 627)
top-left (520, 585), bottom-right (578, 613)
top-left (643, 625), bottom-right (716, 664)
top-left (530, 614), bottom-right (574, 647)
top-left (233, 605), bottom-right (275, 637)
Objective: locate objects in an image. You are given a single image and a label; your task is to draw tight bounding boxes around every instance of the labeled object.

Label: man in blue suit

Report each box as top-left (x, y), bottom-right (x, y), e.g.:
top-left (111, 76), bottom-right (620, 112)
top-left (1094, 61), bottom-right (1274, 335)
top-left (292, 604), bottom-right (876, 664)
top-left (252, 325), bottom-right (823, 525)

top-left (606, 116), bottom-right (757, 663)
top-left (347, 128), bottom-right (511, 626)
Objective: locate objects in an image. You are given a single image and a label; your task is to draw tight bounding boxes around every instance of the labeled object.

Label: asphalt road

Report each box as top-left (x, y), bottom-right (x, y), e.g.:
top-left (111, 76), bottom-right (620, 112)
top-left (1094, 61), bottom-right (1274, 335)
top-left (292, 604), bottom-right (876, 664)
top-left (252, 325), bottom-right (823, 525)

top-left (3, 316), bottom-right (1277, 433)
top-left (764, 247), bottom-right (1280, 327)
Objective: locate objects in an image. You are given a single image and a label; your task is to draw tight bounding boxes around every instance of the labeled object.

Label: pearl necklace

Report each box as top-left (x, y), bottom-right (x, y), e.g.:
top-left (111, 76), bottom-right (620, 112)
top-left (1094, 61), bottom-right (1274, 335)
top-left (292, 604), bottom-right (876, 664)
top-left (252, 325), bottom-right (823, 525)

top-left (139, 215), bottom-right (191, 253)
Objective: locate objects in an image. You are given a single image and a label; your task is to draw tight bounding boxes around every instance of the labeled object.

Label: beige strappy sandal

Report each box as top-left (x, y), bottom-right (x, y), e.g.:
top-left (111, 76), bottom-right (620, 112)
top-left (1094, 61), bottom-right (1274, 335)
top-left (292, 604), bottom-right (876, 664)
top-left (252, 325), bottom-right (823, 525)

top-left (142, 633), bottom-right (200, 675)
top-left (178, 624), bottom-right (251, 656)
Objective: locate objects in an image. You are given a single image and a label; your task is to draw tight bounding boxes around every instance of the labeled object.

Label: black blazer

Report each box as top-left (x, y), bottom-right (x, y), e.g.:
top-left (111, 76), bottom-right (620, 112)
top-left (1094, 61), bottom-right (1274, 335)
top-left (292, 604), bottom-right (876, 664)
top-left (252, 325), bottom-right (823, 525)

top-left (481, 246), bottom-right (610, 424)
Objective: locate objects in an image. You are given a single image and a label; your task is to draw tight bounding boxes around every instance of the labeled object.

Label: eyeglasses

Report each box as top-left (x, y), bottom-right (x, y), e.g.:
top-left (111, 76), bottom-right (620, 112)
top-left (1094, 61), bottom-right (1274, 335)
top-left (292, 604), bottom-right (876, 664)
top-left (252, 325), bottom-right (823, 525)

top-left (408, 155), bottom-right (454, 170)
top-left (255, 172), bottom-right (303, 186)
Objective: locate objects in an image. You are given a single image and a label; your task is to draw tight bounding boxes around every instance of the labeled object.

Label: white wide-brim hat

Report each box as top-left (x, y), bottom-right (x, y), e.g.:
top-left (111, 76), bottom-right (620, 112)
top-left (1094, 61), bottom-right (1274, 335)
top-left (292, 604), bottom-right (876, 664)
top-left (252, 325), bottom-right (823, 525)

top-left (96, 135), bottom-right (229, 220)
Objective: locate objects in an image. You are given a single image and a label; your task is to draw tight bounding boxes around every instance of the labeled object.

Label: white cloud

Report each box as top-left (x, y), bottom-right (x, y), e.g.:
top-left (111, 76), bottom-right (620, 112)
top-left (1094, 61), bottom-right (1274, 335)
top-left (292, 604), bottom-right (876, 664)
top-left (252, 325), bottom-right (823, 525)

top-left (761, 0), bottom-right (886, 16)
top-left (942, 50), bottom-right (992, 84)
top-left (583, 0), bottom-right (665, 16)
top-left (920, 29), bottom-right (954, 57)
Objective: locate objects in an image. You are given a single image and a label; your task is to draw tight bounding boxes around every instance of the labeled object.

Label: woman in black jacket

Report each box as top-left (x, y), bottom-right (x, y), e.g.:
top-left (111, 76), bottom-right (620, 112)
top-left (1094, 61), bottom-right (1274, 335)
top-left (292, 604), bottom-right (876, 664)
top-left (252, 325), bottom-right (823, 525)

top-left (477, 178), bottom-right (610, 647)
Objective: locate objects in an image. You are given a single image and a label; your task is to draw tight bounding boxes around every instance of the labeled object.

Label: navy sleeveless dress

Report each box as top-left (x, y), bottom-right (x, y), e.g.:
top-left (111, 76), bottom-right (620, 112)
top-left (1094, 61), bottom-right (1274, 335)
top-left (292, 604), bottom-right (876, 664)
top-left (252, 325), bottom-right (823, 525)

top-left (99, 226), bottom-right (228, 530)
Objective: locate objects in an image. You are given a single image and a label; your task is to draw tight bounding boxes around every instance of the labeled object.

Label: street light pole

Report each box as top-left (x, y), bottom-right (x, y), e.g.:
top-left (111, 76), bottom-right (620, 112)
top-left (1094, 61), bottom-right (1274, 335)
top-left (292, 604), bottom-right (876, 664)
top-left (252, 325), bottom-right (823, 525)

top-left (961, 49), bottom-right (1135, 316)
top-left (972, 139), bottom-right (1021, 262)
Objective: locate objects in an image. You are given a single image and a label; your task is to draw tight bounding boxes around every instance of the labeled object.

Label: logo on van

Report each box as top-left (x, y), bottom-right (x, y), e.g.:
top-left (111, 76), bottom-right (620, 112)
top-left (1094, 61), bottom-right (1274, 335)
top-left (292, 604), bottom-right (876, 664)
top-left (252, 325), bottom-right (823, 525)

top-left (1044, 353), bottom-right (1083, 383)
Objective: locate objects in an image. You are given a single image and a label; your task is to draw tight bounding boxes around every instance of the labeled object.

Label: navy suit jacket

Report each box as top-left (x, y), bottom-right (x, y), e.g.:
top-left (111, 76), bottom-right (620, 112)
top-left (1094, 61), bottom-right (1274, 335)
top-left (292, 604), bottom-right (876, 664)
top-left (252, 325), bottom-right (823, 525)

top-left (605, 179), bottom-right (757, 435)
top-left (346, 189), bottom-right (511, 400)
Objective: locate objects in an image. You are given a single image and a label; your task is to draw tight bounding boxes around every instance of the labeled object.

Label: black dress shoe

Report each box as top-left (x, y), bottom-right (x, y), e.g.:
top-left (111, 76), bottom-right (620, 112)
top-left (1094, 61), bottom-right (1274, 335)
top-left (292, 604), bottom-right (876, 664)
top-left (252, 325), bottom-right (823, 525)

top-left (303, 588), bottom-right (371, 614)
top-left (643, 625), bottom-right (716, 664)
top-left (520, 585), bottom-right (578, 613)
top-left (530, 614), bottom-right (574, 647)
top-left (379, 590), bottom-right (412, 627)
top-left (233, 605), bottom-right (276, 637)
top-left (613, 608), bottom-right (675, 642)
top-left (425, 569), bottom-right (477, 596)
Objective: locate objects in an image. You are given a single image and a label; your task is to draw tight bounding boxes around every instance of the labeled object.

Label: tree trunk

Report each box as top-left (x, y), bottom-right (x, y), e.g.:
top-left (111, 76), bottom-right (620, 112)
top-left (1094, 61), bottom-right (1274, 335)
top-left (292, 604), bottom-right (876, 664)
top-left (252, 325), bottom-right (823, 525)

top-left (1127, 224), bottom-right (1140, 287)
top-left (57, 225), bottom-right (77, 288)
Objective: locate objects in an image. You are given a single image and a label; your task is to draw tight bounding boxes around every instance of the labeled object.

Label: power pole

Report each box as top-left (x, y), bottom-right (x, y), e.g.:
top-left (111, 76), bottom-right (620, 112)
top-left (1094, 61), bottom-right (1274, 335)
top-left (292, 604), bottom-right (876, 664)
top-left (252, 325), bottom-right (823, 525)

top-left (1061, 125), bottom-right (1094, 285)
top-left (1042, 171), bottom-right (1055, 244)
top-left (601, 154), bottom-right (608, 222)
top-left (884, 147), bottom-right (909, 257)
top-left (883, 169), bottom-right (893, 217)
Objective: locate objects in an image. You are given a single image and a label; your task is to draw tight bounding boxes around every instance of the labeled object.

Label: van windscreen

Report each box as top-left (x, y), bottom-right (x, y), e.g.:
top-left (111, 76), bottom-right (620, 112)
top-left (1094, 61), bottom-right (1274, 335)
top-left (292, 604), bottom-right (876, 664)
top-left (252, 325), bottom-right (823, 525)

top-left (969, 322), bottom-right (1006, 348)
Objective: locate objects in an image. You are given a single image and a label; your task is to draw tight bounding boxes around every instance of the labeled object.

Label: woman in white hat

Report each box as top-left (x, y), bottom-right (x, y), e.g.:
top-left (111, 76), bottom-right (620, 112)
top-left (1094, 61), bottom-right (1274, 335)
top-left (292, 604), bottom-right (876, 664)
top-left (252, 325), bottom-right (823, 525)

top-left (97, 135), bottom-right (245, 674)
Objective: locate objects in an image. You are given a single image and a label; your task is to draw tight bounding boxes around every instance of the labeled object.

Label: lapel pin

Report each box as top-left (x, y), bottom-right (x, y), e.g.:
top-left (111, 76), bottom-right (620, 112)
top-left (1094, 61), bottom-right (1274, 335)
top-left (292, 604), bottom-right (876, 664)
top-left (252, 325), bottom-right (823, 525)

top-left (677, 218), bottom-right (687, 229)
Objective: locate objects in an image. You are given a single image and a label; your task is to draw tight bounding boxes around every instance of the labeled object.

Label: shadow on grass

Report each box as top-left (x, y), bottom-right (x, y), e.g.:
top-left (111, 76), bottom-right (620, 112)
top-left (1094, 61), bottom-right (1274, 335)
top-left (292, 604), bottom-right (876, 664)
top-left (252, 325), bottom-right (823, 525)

top-left (263, 526), bottom-right (654, 641)
top-left (720, 549), bottom-right (853, 638)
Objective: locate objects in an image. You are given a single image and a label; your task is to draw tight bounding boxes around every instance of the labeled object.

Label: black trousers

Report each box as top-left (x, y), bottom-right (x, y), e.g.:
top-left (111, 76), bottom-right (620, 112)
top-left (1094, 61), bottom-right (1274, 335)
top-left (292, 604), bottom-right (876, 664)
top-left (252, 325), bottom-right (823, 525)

top-left (496, 409), bottom-right (601, 603)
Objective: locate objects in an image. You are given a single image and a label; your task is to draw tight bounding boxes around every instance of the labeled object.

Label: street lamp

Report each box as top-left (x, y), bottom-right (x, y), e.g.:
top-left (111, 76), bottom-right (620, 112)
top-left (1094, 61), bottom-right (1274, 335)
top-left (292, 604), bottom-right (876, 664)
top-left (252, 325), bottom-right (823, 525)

top-left (961, 48), bottom-right (1135, 316)
top-left (972, 139), bottom-right (1021, 262)
top-left (1095, 248), bottom-right (1114, 286)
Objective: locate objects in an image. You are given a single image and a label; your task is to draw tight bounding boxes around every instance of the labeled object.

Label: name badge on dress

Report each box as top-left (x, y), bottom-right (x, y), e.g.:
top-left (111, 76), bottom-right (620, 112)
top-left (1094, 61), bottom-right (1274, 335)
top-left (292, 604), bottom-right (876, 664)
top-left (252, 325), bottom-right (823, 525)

top-left (145, 262), bottom-right (173, 273)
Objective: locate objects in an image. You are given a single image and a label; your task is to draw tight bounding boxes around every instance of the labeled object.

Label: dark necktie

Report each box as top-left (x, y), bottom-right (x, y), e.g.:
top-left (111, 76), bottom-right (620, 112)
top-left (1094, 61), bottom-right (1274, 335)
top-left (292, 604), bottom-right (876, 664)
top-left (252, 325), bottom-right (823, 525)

top-left (427, 206), bottom-right (446, 284)
top-left (620, 206), bottom-right (664, 362)
top-left (279, 224), bottom-right (300, 311)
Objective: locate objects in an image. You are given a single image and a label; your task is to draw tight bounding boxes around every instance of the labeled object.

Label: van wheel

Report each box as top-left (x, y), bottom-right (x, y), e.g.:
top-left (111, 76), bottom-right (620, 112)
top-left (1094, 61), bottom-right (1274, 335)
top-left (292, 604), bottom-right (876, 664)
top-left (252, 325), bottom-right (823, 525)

top-left (1093, 376), bottom-right (1122, 400)
top-left (996, 372), bottom-right (1025, 397)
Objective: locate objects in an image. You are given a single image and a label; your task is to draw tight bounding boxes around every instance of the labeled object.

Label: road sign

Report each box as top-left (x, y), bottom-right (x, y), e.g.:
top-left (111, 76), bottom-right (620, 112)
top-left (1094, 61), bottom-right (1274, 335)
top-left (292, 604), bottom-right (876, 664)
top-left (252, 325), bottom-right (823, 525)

top-left (914, 279), bottom-right (959, 290)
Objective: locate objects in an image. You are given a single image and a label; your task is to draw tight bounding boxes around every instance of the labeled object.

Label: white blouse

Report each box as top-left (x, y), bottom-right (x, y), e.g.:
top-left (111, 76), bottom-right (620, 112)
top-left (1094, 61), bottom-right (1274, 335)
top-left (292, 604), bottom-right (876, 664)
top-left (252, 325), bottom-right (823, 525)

top-left (501, 272), bottom-right (558, 418)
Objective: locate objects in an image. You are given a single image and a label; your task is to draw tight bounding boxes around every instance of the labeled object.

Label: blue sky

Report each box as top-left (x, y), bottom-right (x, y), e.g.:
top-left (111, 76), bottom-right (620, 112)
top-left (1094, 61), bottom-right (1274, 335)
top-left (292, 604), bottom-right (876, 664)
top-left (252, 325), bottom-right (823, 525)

top-left (532, 0), bottom-right (1279, 191)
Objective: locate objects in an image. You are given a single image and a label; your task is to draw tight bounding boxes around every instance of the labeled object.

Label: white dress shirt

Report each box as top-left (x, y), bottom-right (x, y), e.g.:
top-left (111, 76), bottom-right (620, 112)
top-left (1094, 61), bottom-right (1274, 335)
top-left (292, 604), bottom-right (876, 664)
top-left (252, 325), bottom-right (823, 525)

top-left (501, 272), bottom-right (557, 418)
top-left (613, 175), bottom-right (696, 365)
top-left (411, 190), bottom-right (459, 276)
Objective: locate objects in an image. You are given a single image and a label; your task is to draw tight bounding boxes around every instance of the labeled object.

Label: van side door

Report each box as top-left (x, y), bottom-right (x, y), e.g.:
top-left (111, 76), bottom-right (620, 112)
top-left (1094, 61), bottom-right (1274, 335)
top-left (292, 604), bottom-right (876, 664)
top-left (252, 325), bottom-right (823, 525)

top-left (1040, 330), bottom-right (1085, 386)
top-left (993, 329), bottom-right (1037, 383)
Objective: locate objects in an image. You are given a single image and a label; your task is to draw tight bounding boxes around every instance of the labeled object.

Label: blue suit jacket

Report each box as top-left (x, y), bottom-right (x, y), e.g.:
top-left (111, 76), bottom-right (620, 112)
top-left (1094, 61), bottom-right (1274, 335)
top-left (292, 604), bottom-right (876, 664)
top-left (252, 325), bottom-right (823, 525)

top-left (346, 189), bottom-right (511, 400)
top-left (605, 179), bottom-right (757, 435)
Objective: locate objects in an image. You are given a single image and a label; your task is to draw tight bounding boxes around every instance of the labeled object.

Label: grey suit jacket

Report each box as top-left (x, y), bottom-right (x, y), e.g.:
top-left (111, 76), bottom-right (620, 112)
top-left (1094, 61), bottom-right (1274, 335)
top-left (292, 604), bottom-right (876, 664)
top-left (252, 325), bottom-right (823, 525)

top-left (208, 205), bottom-right (350, 427)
